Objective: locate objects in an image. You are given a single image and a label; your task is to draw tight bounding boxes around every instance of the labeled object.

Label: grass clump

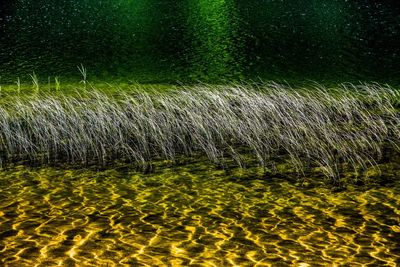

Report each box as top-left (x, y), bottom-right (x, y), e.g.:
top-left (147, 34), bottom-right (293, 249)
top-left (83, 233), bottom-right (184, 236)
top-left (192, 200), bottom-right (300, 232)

top-left (0, 82), bottom-right (398, 182)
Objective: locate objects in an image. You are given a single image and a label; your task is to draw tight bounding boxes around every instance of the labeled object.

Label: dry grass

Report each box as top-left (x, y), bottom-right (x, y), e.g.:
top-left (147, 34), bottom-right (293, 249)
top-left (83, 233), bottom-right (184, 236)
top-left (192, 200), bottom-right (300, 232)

top-left (0, 82), bottom-right (398, 180)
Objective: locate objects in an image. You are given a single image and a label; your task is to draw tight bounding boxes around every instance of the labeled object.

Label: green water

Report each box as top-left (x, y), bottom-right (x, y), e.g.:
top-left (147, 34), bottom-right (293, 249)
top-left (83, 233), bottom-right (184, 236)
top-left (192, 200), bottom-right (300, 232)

top-left (1, 160), bottom-right (400, 266)
top-left (1, 1), bottom-right (400, 83)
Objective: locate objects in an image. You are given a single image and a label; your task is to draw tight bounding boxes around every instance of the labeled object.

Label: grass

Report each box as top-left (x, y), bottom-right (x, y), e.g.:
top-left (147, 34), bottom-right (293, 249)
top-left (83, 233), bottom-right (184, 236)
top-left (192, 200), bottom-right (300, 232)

top-left (0, 81), bottom-right (398, 182)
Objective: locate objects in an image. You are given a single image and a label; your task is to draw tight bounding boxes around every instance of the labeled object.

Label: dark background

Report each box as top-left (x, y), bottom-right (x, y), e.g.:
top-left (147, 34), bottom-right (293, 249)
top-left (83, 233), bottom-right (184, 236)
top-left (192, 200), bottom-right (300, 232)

top-left (1, 0), bottom-right (399, 84)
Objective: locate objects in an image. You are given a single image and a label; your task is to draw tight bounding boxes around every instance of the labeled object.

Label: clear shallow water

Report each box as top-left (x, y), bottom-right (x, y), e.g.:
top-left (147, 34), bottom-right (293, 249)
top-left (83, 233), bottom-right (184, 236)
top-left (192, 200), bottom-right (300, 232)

top-left (1, 161), bottom-right (399, 266)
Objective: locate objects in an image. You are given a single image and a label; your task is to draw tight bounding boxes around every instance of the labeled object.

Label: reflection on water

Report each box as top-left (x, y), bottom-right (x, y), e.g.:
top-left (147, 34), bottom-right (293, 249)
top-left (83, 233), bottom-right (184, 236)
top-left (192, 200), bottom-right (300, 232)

top-left (1, 1), bottom-right (400, 82)
top-left (185, 0), bottom-right (244, 80)
top-left (0, 160), bottom-right (399, 266)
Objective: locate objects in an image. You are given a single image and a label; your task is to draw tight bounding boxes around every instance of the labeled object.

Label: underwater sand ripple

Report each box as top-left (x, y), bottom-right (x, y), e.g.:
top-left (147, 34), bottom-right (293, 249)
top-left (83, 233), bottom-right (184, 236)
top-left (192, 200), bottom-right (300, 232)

top-left (0, 164), bottom-right (399, 266)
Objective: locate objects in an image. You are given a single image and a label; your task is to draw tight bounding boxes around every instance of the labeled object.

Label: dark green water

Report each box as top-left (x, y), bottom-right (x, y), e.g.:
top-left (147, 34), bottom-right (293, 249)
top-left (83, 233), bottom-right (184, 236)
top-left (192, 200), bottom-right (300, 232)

top-left (1, 1), bottom-right (400, 83)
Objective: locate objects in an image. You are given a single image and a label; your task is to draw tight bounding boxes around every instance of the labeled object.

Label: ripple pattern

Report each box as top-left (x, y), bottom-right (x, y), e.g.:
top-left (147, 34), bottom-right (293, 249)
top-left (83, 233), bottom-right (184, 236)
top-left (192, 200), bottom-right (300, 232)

top-left (0, 162), bottom-right (399, 266)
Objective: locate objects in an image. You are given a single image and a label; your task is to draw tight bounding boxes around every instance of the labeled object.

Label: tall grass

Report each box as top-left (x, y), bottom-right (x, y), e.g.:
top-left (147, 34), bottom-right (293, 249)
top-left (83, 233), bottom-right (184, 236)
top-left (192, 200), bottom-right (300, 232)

top-left (0, 82), bottom-right (398, 180)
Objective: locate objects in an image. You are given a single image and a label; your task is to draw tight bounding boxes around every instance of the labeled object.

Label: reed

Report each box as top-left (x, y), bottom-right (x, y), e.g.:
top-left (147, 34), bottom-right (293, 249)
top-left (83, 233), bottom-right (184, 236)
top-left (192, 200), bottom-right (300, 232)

top-left (77, 64), bottom-right (87, 89)
top-left (29, 72), bottom-right (39, 92)
top-left (16, 77), bottom-right (21, 94)
top-left (54, 77), bottom-right (61, 91)
top-left (0, 82), bottom-right (398, 181)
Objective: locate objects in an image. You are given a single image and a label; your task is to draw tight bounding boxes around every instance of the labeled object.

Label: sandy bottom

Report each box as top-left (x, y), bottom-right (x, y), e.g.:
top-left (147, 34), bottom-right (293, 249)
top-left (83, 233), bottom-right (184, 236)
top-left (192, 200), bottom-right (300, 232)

top-left (0, 161), bottom-right (399, 266)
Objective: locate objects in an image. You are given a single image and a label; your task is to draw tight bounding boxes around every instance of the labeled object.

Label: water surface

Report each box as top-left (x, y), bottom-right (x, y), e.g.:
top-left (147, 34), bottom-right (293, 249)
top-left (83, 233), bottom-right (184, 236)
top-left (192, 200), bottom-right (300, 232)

top-left (1, 1), bottom-right (400, 83)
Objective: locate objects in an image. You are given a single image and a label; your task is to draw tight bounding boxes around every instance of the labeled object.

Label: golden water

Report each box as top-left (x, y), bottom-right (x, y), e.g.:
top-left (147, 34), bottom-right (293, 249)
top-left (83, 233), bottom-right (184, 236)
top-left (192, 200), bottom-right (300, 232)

top-left (0, 161), bottom-right (399, 266)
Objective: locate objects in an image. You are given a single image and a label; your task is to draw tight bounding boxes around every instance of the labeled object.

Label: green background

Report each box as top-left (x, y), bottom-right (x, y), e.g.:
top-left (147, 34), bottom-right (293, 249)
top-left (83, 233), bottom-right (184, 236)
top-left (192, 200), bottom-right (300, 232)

top-left (1, 0), bottom-right (399, 84)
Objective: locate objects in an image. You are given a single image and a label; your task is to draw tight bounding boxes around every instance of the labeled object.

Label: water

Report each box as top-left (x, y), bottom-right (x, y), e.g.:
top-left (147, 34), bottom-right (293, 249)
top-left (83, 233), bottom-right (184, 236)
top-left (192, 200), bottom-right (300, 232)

top-left (1, 2), bottom-right (400, 266)
top-left (1, 1), bottom-right (400, 83)
top-left (0, 161), bottom-right (399, 266)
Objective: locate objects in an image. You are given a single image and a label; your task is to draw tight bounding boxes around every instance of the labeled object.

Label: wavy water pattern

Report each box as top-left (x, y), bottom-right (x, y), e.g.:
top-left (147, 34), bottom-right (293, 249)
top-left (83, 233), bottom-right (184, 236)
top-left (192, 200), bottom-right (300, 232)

top-left (0, 162), bottom-right (399, 266)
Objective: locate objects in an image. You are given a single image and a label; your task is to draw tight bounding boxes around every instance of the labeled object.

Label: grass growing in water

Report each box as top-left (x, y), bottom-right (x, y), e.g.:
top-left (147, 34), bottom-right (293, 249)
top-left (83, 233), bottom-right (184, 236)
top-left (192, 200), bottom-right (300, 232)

top-left (0, 82), bottom-right (398, 181)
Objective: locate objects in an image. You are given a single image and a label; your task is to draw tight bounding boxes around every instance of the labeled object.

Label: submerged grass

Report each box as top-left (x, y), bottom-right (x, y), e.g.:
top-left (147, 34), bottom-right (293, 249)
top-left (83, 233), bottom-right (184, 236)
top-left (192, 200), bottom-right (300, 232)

top-left (0, 82), bottom-right (398, 181)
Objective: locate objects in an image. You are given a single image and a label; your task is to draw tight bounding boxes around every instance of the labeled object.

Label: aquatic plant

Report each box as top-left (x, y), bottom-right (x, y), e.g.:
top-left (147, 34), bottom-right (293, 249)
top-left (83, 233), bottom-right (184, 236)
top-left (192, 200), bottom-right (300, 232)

top-left (29, 72), bottom-right (39, 92)
top-left (54, 77), bottom-right (61, 91)
top-left (77, 64), bottom-right (88, 89)
top-left (0, 82), bottom-right (398, 181)
top-left (16, 77), bottom-right (21, 94)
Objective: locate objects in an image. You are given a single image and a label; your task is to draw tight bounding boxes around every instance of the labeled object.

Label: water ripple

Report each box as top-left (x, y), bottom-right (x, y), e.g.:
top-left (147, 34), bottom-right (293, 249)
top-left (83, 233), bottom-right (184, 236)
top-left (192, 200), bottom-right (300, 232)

top-left (0, 163), bottom-right (399, 266)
